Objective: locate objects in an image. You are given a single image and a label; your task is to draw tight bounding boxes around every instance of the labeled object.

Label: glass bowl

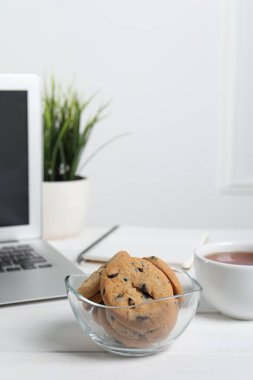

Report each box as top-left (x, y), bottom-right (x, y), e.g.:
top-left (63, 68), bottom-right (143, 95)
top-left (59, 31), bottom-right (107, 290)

top-left (65, 267), bottom-right (202, 357)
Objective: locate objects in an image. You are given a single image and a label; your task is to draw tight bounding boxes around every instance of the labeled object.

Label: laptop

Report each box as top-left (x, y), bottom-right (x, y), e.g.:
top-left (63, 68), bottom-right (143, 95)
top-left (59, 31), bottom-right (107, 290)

top-left (0, 74), bottom-right (82, 306)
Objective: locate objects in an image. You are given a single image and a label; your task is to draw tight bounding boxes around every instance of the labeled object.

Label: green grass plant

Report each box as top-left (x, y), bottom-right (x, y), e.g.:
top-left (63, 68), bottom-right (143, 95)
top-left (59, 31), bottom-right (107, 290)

top-left (43, 79), bottom-right (108, 181)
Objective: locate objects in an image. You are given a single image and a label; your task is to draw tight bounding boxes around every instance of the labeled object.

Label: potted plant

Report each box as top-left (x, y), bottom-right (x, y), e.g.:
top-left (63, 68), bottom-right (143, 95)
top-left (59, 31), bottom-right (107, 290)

top-left (42, 80), bottom-right (108, 239)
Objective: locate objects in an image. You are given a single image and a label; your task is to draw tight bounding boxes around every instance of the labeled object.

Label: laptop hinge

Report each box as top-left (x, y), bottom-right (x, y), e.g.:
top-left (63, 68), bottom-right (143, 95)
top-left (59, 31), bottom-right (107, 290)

top-left (0, 239), bottom-right (19, 244)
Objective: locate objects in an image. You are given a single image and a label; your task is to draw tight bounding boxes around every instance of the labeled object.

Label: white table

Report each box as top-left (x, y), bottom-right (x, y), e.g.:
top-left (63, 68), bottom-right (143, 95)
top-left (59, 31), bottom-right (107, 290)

top-left (1, 228), bottom-right (253, 380)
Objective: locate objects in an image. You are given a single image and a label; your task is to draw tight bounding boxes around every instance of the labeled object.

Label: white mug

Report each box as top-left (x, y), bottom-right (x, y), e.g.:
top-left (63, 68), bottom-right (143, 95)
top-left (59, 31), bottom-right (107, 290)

top-left (194, 242), bottom-right (253, 320)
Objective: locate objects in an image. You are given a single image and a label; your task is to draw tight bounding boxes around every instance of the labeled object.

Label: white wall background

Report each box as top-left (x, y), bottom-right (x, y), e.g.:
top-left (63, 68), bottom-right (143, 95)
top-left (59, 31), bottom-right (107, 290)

top-left (225, 0), bottom-right (253, 187)
top-left (1, 0), bottom-right (253, 228)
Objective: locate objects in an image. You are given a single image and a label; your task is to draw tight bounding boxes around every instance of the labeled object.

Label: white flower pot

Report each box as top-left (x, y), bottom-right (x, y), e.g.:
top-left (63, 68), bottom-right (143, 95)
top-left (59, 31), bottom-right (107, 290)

top-left (42, 177), bottom-right (90, 240)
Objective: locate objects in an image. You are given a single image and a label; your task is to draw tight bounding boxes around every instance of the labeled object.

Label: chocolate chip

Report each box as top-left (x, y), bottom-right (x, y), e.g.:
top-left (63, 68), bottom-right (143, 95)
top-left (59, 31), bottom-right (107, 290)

top-left (128, 298), bottom-right (135, 306)
top-left (123, 278), bottom-right (128, 282)
top-left (137, 267), bottom-right (143, 272)
top-left (116, 293), bottom-right (123, 298)
top-left (139, 284), bottom-right (152, 299)
top-left (136, 316), bottom-right (149, 321)
top-left (108, 272), bottom-right (119, 278)
top-left (150, 256), bottom-right (157, 260)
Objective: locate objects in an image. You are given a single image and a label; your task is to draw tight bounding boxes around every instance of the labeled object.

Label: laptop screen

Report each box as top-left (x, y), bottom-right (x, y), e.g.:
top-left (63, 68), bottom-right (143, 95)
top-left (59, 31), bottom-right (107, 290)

top-left (0, 91), bottom-right (29, 227)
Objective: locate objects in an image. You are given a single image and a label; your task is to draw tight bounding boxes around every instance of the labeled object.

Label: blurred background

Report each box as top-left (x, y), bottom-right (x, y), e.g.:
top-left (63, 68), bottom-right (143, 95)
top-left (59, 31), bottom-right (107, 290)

top-left (1, 0), bottom-right (253, 229)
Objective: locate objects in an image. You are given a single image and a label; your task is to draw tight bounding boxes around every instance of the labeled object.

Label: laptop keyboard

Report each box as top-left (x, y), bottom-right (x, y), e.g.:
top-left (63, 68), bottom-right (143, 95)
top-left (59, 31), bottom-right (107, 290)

top-left (0, 244), bottom-right (53, 272)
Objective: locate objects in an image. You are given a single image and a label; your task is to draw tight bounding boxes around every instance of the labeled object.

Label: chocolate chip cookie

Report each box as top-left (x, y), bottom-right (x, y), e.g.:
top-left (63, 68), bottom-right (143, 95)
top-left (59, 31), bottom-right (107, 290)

top-left (100, 254), bottom-right (174, 331)
top-left (78, 250), bottom-right (184, 348)
top-left (144, 256), bottom-right (184, 301)
top-left (78, 251), bottom-right (130, 299)
top-left (105, 298), bottom-right (178, 343)
top-left (97, 308), bottom-right (150, 348)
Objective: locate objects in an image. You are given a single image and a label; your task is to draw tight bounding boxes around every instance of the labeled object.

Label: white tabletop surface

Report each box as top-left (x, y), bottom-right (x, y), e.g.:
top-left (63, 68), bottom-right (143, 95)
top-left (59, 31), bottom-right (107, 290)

top-left (1, 227), bottom-right (253, 380)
